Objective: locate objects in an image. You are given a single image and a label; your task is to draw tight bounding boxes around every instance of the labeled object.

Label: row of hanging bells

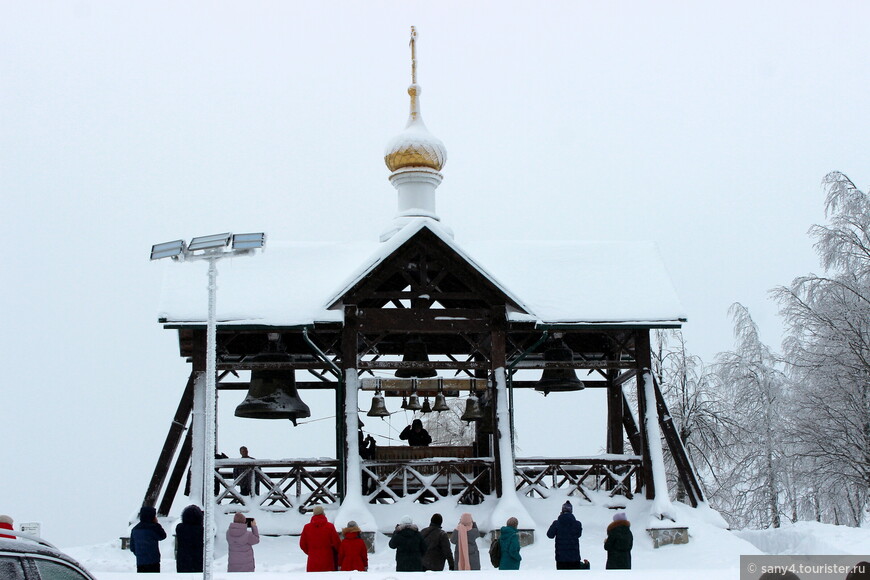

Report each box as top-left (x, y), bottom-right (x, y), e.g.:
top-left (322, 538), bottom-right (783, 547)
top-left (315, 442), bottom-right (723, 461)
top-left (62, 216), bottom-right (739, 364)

top-left (234, 334), bottom-right (583, 425)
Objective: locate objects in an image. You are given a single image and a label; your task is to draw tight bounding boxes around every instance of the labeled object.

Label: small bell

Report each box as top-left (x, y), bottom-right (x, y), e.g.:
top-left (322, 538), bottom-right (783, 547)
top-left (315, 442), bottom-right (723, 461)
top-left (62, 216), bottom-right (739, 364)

top-left (406, 391), bottom-right (422, 411)
top-left (367, 391), bottom-right (390, 418)
top-left (421, 397), bottom-right (432, 413)
top-left (460, 394), bottom-right (484, 422)
top-left (432, 392), bottom-right (449, 412)
top-left (400, 396), bottom-right (408, 410)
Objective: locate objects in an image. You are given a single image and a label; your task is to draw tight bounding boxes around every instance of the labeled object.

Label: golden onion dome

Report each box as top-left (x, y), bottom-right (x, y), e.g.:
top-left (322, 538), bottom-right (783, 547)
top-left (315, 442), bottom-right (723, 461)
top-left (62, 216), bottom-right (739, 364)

top-left (384, 84), bottom-right (447, 172)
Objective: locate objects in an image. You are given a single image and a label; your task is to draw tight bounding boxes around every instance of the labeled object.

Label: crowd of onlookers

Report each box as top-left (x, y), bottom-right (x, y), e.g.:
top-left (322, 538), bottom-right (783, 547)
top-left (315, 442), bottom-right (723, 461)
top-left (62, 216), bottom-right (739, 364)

top-left (122, 499), bottom-right (633, 573)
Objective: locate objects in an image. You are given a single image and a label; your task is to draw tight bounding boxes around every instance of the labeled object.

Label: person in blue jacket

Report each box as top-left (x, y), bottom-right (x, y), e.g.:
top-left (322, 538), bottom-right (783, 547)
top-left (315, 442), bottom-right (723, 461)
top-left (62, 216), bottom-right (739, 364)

top-left (546, 500), bottom-right (583, 570)
top-left (130, 506), bottom-right (167, 573)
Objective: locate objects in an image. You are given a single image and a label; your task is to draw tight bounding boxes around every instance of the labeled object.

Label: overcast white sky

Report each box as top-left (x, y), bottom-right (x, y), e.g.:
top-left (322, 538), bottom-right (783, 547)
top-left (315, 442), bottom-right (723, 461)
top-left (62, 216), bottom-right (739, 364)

top-left (1, 1), bottom-right (868, 548)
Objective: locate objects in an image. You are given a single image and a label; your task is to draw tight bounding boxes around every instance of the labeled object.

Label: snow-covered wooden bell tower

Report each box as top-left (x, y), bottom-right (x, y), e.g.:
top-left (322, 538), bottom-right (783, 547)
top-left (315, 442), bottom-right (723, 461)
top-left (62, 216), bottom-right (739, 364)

top-left (144, 26), bottom-right (704, 540)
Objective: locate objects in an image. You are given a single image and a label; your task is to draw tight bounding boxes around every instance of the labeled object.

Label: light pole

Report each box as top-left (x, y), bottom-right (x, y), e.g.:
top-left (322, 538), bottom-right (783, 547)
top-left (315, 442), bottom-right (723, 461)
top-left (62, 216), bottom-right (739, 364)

top-left (151, 232), bottom-right (265, 580)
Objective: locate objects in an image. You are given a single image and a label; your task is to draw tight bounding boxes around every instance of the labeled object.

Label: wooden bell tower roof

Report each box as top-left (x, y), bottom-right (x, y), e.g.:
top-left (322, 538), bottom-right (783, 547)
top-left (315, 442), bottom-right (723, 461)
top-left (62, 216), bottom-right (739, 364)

top-left (156, 218), bottom-right (685, 330)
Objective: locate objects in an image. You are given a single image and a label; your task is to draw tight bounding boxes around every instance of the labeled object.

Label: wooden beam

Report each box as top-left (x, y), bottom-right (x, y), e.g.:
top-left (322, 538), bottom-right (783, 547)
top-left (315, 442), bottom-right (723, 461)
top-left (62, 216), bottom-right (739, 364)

top-left (490, 306), bottom-right (507, 497)
top-left (158, 427), bottom-right (192, 516)
top-left (355, 308), bottom-right (491, 333)
top-left (651, 374), bottom-right (705, 506)
top-left (634, 330), bottom-right (655, 500)
top-left (143, 372), bottom-right (195, 509)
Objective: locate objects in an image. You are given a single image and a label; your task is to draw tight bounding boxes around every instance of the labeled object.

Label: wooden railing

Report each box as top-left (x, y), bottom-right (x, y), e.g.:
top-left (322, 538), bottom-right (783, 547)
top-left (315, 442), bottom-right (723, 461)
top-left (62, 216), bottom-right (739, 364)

top-left (213, 455), bottom-right (640, 511)
top-left (514, 456), bottom-right (642, 501)
top-left (362, 458), bottom-right (495, 505)
top-left (215, 459), bottom-right (339, 513)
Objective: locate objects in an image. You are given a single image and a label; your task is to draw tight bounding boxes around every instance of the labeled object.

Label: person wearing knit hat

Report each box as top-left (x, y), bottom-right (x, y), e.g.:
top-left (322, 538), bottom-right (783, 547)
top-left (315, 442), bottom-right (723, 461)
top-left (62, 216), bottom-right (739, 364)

top-left (546, 501), bottom-right (583, 569)
top-left (226, 512), bottom-right (259, 572)
top-left (0, 515), bottom-right (13, 539)
top-left (421, 513), bottom-right (455, 571)
top-left (604, 512), bottom-right (633, 569)
top-left (389, 515), bottom-right (426, 571)
top-left (338, 520), bottom-right (368, 571)
top-left (300, 506), bottom-right (341, 572)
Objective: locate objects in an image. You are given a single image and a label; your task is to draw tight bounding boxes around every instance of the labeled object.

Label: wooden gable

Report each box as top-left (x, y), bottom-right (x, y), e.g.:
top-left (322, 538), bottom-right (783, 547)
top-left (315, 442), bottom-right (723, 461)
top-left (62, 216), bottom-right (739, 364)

top-left (329, 226), bottom-right (527, 313)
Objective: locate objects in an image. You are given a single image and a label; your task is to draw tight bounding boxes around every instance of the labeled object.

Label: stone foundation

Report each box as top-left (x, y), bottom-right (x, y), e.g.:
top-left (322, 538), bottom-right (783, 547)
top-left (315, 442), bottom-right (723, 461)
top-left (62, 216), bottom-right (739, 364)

top-left (489, 528), bottom-right (535, 547)
top-left (647, 527), bottom-right (689, 548)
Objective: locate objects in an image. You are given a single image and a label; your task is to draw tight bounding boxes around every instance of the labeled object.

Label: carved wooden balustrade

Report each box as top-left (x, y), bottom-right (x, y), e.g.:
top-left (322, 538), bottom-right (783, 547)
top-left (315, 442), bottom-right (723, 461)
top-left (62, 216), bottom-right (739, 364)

top-left (363, 446), bottom-right (494, 505)
top-left (514, 456), bottom-right (642, 501)
top-left (212, 454), bottom-right (641, 512)
top-left (215, 458), bottom-right (339, 513)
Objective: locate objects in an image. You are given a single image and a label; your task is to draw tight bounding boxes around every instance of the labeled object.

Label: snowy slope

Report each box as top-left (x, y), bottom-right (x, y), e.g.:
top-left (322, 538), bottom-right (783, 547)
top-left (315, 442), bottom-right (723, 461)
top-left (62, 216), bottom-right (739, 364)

top-left (62, 494), bottom-right (870, 578)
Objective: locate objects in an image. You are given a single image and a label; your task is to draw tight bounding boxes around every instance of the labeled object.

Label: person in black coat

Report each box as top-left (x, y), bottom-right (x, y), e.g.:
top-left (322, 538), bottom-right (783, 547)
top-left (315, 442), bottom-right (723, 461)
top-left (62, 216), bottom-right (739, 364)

top-left (130, 506), bottom-right (167, 573)
top-left (604, 512), bottom-right (633, 569)
top-left (175, 505), bottom-right (204, 573)
top-left (388, 515), bottom-right (426, 572)
top-left (420, 513), bottom-right (455, 571)
top-left (546, 501), bottom-right (583, 570)
top-left (399, 419), bottom-right (432, 447)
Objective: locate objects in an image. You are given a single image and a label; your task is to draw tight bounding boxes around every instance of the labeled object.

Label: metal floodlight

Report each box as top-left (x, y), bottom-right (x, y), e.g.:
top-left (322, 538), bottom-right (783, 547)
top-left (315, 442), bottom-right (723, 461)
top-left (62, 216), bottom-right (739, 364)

top-left (232, 232), bottom-right (266, 250)
top-left (150, 240), bottom-right (186, 261)
top-left (148, 228), bottom-right (265, 580)
top-left (188, 232), bottom-right (232, 252)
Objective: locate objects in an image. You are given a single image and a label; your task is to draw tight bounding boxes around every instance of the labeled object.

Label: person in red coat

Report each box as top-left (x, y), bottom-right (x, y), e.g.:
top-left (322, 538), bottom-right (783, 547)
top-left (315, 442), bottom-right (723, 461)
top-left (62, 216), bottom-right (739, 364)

top-left (299, 506), bottom-right (341, 572)
top-left (0, 515), bottom-right (14, 539)
top-left (338, 520), bottom-right (368, 571)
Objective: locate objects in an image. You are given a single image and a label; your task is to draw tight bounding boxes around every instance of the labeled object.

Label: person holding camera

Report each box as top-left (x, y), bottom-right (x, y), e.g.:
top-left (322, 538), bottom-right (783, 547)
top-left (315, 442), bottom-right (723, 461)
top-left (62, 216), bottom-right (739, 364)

top-left (226, 513), bottom-right (259, 572)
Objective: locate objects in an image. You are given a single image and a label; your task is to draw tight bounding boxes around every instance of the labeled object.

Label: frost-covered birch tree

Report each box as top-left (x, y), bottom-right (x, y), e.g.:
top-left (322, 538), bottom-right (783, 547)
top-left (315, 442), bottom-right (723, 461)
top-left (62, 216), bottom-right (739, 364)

top-left (772, 171), bottom-right (870, 527)
top-left (712, 304), bottom-right (790, 528)
top-left (652, 330), bottom-right (734, 504)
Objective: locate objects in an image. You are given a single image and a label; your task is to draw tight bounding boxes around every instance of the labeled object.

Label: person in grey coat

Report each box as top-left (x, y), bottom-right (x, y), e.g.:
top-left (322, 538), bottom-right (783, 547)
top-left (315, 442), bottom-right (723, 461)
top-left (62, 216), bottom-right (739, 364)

top-left (450, 513), bottom-right (483, 570)
top-left (226, 513), bottom-right (259, 572)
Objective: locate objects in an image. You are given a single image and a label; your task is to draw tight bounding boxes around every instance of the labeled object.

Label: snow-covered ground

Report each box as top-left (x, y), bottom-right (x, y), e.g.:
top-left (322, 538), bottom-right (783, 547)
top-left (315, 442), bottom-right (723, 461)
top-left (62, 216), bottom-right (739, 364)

top-left (61, 493), bottom-right (870, 579)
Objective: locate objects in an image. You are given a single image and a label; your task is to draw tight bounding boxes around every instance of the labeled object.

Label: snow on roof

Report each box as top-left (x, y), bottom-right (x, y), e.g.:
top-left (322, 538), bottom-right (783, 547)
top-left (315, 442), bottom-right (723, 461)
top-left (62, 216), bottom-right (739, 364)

top-left (156, 221), bottom-right (686, 328)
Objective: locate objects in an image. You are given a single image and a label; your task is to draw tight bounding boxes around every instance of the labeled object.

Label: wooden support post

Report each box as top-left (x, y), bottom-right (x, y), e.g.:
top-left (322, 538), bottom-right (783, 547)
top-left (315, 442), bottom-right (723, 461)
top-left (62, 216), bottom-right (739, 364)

top-left (621, 393), bottom-right (642, 456)
top-left (159, 428), bottom-right (193, 516)
top-left (635, 330), bottom-right (656, 500)
top-left (143, 371), bottom-right (196, 510)
top-left (490, 307), bottom-right (507, 497)
top-left (651, 375), bottom-right (705, 506)
top-left (339, 304), bottom-right (359, 500)
top-left (606, 349), bottom-right (623, 455)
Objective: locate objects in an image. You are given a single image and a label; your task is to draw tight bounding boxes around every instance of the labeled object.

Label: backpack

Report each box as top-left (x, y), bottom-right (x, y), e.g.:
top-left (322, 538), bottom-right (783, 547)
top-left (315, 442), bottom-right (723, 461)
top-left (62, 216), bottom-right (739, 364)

top-left (488, 538), bottom-right (501, 568)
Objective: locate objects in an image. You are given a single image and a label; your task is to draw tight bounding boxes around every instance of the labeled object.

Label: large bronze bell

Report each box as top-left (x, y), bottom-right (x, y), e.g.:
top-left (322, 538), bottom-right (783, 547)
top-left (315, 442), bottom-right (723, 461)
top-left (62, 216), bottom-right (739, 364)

top-left (395, 336), bottom-right (437, 378)
top-left (367, 392), bottom-right (390, 418)
top-left (235, 353), bottom-right (311, 425)
top-left (534, 338), bottom-right (585, 395)
top-left (460, 394), bottom-right (484, 422)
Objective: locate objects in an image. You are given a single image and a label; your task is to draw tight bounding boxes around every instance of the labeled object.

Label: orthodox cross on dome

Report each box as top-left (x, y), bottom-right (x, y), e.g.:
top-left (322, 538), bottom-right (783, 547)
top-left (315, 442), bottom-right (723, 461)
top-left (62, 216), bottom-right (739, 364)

top-left (381, 25), bottom-right (449, 242)
top-left (408, 26), bottom-right (420, 122)
top-left (410, 25), bottom-right (417, 85)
